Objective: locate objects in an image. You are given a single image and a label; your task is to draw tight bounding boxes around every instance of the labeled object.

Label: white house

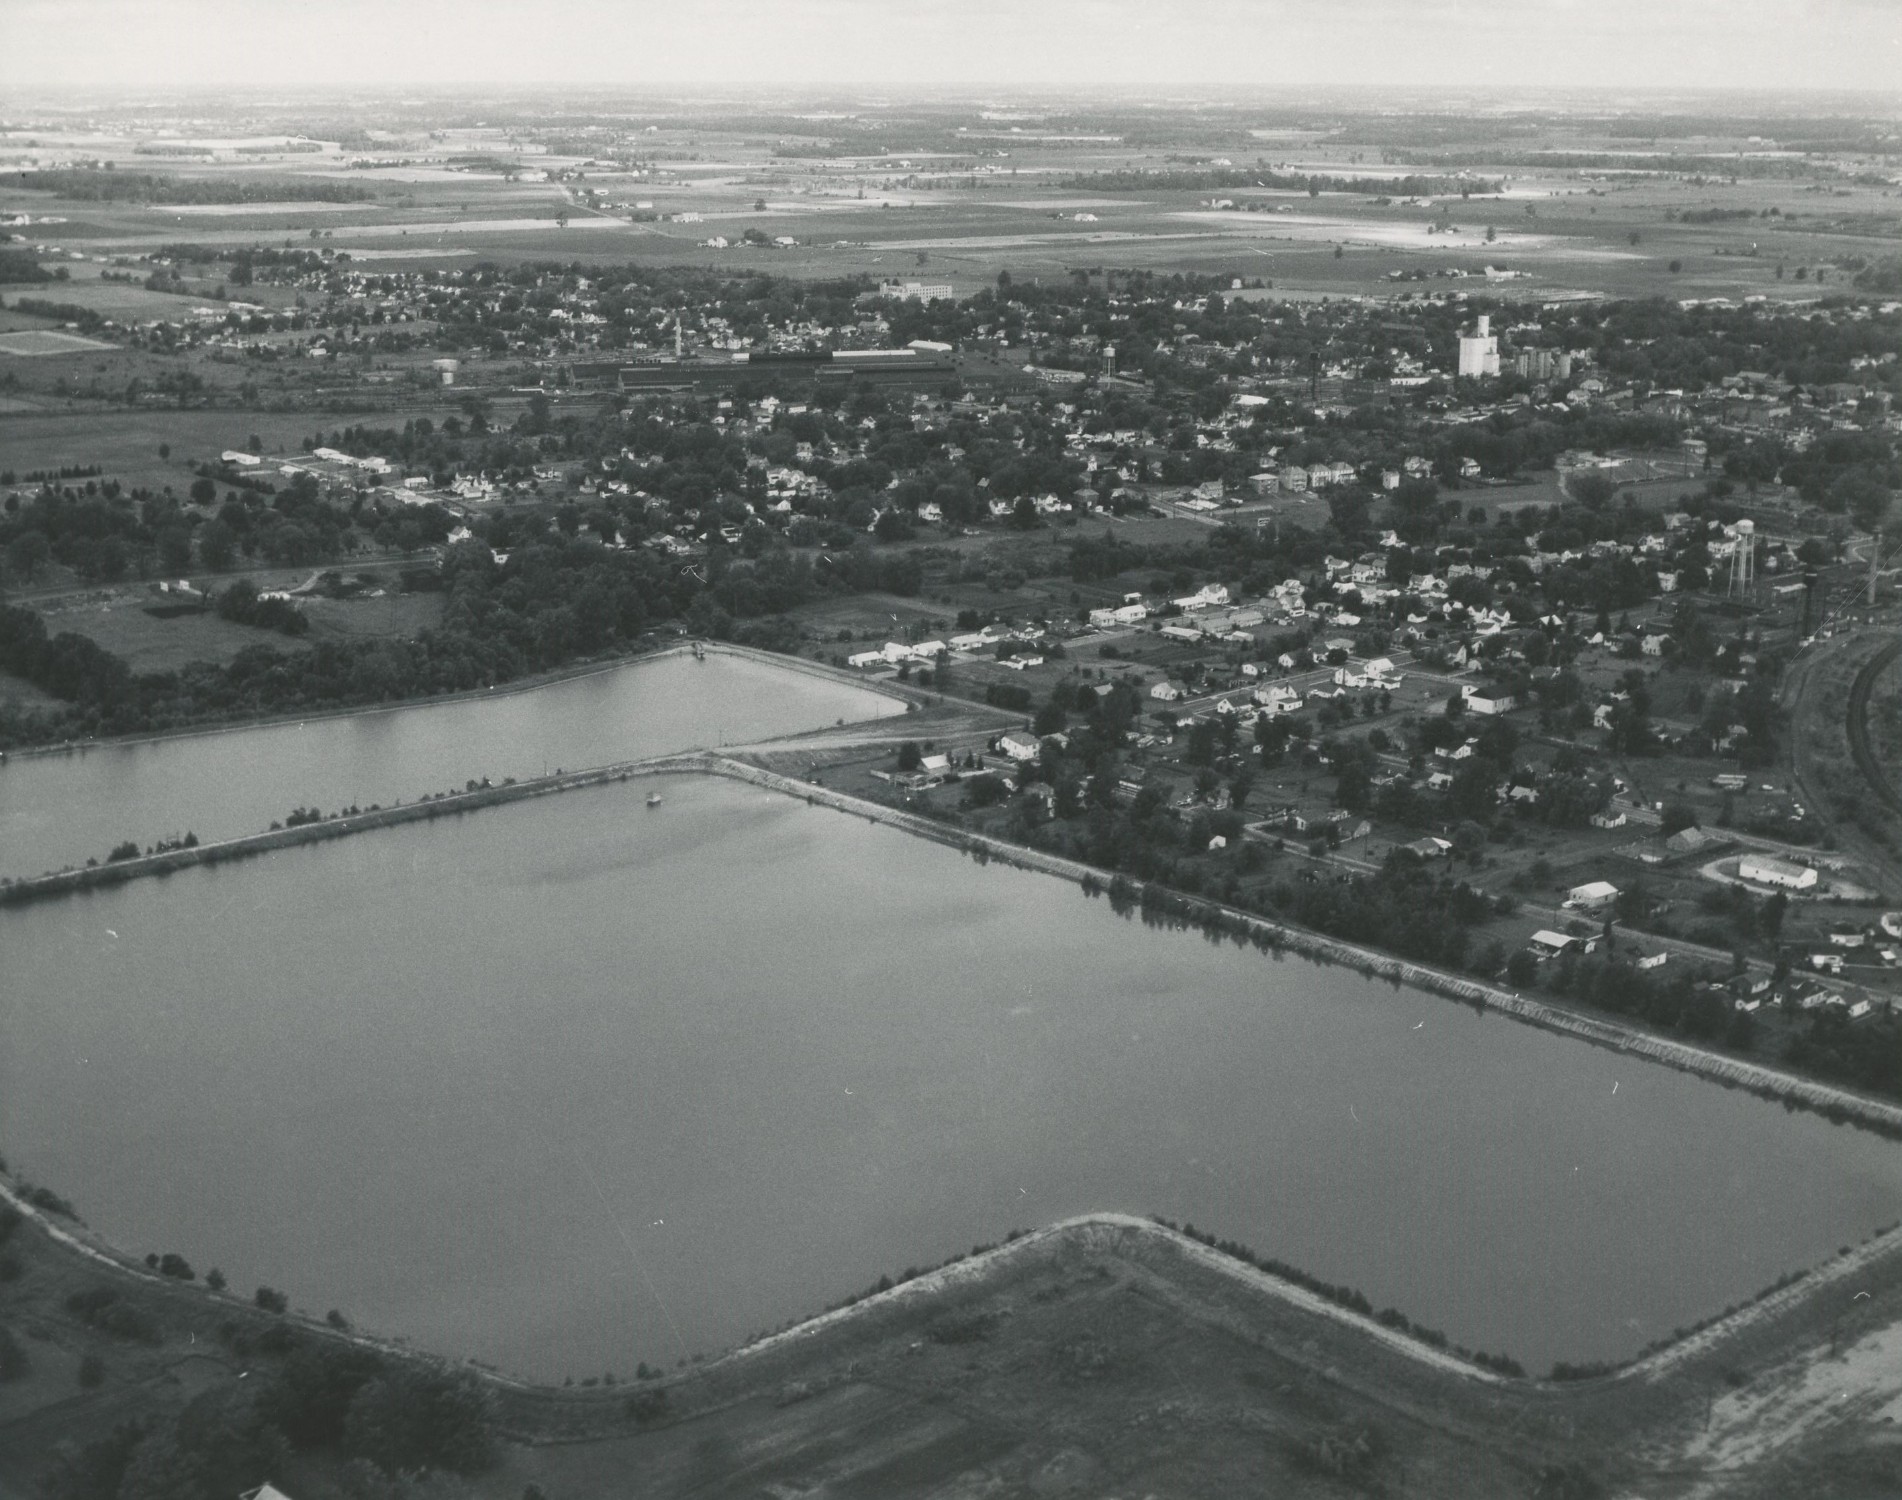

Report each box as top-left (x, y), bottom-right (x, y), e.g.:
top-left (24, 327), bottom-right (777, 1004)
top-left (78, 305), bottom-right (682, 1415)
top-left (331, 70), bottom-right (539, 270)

top-left (1462, 685), bottom-right (1516, 716)
top-left (996, 732), bottom-right (1042, 762)
top-left (1528, 930), bottom-right (1581, 959)
top-left (1150, 682), bottom-right (1183, 702)
top-left (1172, 583), bottom-right (1231, 612)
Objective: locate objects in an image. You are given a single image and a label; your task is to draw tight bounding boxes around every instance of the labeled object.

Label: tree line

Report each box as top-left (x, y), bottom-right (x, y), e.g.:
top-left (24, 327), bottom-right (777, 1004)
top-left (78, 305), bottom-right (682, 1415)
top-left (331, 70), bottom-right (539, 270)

top-left (5, 168), bottom-right (374, 205)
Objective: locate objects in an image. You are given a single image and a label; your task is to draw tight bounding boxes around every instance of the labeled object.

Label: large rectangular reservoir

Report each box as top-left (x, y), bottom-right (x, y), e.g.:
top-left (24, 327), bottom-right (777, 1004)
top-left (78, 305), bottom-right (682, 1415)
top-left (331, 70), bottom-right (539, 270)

top-left (5, 771), bottom-right (1898, 1380)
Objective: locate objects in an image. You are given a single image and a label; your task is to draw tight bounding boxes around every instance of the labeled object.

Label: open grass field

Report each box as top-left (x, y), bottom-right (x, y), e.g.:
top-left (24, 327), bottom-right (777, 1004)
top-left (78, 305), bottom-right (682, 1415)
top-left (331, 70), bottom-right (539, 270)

top-left (0, 408), bottom-right (445, 494)
top-left (33, 585), bottom-right (445, 674)
top-left (0, 329), bottom-right (118, 356)
top-left (1470, 467), bottom-right (1708, 523)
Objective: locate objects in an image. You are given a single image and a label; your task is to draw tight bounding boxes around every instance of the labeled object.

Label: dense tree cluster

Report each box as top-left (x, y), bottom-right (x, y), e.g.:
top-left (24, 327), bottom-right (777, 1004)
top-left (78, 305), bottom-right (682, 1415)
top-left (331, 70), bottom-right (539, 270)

top-left (0, 246), bottom-right (56, 282)
top-left (40, 1335), bottom-right (495, 1500)
top-left (0, 468), bottom-right (456, 586)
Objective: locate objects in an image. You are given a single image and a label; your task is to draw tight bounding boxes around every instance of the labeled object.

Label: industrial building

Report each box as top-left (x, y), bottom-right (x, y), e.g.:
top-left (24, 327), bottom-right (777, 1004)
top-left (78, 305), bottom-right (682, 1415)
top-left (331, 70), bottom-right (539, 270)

top-left (1511, 347), bottom-right (1572, 381)
top-left (1457, 314), bottom-right (1500, 378)
top-left (617, 346), bottom-right (957, 395)
top-left (878, 280), bottom-right (955, 303)
top-left (1738, 853), bottom-right (1819, 891)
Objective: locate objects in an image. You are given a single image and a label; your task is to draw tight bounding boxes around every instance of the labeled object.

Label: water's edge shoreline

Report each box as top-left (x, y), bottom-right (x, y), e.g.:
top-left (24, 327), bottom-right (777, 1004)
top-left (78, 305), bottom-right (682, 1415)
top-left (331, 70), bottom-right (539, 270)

top-left (15, 744), bottom-right (1902, 1140)
top-left (0, 638), bottom-right (922, 764)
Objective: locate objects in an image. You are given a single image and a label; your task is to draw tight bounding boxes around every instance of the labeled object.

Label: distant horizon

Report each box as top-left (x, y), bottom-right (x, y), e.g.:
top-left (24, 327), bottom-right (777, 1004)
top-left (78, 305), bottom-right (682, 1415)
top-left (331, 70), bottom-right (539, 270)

top-left (4, 82), bottom-right (1902, 110)
top-left (2, 0), bottom-right (1899, 97)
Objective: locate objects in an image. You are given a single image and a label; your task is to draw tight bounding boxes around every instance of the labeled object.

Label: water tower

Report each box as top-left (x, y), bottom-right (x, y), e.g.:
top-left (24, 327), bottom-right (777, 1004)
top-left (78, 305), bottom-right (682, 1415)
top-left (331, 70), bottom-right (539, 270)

top-left (1728, 519), bottom-right (1756, 597)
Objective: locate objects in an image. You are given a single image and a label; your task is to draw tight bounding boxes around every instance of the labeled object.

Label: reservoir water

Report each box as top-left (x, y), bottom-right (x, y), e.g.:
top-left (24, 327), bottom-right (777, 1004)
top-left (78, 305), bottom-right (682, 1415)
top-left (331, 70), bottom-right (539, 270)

top-left (5, 770), bottom-right (1900, 1380)
top-left (0, 650), bottom-right (902, 881)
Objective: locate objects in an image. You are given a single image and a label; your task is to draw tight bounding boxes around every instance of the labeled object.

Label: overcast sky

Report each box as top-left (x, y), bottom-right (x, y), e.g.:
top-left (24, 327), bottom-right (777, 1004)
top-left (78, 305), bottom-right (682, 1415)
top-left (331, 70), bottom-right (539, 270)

top-left (2, 0), bottom-right (1898, 95)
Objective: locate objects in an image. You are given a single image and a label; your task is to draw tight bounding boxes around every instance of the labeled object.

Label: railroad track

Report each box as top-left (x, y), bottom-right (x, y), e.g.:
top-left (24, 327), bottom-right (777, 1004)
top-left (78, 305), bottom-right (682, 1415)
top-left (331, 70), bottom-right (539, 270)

top-left (1847, 639), bottom-right (1902, 817)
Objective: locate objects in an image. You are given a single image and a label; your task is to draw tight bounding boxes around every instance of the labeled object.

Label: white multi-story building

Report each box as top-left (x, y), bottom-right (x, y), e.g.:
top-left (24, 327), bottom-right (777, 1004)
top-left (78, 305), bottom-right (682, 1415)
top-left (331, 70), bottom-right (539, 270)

top-left (880, 280), bottom-right (954, 303)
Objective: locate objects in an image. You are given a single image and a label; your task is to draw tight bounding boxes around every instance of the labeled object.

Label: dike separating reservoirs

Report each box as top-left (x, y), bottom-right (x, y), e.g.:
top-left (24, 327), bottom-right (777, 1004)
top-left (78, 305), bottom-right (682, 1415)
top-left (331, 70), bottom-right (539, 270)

top-left (9, 746), bottom-right (1902, 1145)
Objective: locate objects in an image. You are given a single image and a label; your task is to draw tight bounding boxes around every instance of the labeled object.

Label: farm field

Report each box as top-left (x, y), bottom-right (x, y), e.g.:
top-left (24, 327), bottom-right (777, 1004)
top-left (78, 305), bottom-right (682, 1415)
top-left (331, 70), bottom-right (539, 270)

top-left (3, 101), bottom-right (1897, 304)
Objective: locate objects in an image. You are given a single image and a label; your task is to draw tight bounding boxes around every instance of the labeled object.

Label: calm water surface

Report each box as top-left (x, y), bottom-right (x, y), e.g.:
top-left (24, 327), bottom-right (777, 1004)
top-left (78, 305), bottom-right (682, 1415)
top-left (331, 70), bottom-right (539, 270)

top-left (0, 651), bottom-right (900, 879)
top-left (5, 773), bottom-right (1899, 1380)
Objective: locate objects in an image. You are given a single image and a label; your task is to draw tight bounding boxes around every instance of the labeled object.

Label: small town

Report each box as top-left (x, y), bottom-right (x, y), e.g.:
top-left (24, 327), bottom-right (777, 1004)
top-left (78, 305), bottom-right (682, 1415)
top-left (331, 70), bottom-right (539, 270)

top-left (2, 10), bottom-right (1902, 1497)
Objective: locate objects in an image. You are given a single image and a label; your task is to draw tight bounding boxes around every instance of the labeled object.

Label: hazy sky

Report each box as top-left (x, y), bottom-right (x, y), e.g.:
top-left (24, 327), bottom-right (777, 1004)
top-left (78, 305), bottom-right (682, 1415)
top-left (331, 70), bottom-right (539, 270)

top-left (2, 0), bottom-right (1898, 95)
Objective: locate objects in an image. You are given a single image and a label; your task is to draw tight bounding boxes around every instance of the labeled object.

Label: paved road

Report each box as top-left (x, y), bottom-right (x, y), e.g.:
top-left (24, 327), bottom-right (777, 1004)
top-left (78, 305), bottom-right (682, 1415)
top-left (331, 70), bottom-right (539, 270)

top-left (1848, 639), bottom-right (1902, 818)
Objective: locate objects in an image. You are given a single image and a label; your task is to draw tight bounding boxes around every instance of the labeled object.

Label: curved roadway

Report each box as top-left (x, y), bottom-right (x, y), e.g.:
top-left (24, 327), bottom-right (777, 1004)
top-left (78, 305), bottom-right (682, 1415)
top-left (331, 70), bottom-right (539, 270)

top-left (1847, 639), bottom-right (1902, 819)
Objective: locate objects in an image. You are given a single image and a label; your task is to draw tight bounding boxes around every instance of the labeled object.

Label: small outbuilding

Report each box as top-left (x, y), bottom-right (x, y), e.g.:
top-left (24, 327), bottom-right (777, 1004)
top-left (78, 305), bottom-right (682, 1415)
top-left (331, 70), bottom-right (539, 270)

top-left (1565, 880), bottom-right (1620, 911)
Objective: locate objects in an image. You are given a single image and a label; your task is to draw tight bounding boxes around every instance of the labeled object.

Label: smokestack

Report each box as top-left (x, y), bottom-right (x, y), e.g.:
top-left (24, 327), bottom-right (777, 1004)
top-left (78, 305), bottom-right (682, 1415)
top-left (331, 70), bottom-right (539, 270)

top-left (1801, 570), bottom-right (1818, 635)
top-left (1477, 314), bottom-right (1490, 338)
